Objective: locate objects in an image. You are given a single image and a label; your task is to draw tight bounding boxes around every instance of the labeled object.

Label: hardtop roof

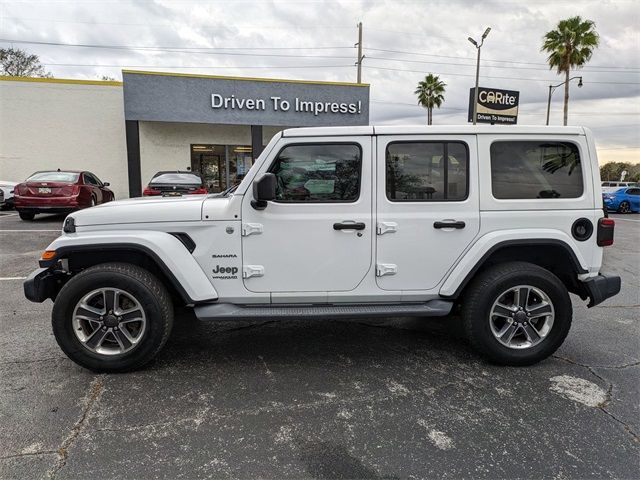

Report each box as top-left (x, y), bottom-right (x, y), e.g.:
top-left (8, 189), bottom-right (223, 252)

top-left (282, 125), bottom-right (586, 137)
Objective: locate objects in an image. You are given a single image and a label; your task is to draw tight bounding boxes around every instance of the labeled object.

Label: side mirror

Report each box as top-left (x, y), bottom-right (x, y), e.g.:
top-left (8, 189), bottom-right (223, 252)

top-left (251, 173), bottom-right (276, 210)
top-left (103, 182), bottom-right (110, 186)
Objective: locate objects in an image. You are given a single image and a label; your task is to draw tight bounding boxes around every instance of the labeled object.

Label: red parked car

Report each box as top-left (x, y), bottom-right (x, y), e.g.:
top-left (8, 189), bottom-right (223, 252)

top-left (14, 170), bottom-right (115, 220)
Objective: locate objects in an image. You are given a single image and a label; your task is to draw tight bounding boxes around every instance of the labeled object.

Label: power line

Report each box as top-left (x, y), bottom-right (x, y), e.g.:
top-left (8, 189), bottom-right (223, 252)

top-left (0, 39), bottom-right (355, 58)
top-left (363, 65), bottom-right (640, 85)
top-left (366, 55), bottom-right (640, 74)
top-left (364, 48), bottom-right (640, 71)
top-left (42, 63), bottom-right (354, 69)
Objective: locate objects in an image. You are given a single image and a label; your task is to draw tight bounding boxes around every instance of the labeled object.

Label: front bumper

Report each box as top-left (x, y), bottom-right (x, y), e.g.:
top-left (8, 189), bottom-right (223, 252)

top-left (23, 267), bottom-right (61, 303)
top-left (582, 274), bottom-right (621, 307)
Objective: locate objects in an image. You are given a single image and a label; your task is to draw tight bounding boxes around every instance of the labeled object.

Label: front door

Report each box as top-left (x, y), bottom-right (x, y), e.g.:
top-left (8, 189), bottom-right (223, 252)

top-left (375, 135), bottom-right (480, 291)
top-left (241, 138), bottom-right (372, 294)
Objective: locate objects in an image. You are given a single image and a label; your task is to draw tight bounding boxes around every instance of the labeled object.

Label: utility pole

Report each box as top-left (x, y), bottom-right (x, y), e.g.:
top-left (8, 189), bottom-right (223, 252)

top-left (356, 22), bottom-right (364, 83)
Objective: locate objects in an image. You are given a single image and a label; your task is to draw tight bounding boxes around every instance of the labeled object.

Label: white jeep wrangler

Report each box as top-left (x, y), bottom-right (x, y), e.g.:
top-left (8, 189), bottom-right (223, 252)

top-left (24, 126), bottom-right (620, 372)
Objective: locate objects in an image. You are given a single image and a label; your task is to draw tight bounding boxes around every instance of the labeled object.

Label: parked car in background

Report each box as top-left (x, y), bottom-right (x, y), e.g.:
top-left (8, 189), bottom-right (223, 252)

top-left (14, 170), bottom-right (114, 220)
top-left (601, 181), bottom-right (638, 193)
top-left (603, 187), bottom-right (640, 213)
top-left (0, 180), bottom-right (18, 210)
top-left (143, 171), bottom-right (208, 196)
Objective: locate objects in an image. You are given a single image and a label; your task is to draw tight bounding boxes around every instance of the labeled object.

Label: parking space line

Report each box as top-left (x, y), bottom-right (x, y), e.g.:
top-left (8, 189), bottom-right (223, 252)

top-left (0, 213), bottom-right (18, 218)
top-left (0, 277), bottom-right (27, 280)
top-left (0, 229), bottom-right (61, 232)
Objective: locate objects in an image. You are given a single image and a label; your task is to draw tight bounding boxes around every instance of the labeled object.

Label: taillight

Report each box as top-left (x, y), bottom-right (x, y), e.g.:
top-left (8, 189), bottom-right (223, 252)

top-left (15, 184), bottom-right (27, 195)
top-left (192, 187), bottom-right (208, 194)
top-left (143, 187), bottom-right (161, 196)
top-left (597, 218), bottom-right (615, 246)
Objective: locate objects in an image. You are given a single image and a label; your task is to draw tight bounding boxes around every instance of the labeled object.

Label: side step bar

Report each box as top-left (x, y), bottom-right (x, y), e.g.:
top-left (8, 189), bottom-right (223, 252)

top-left (194, 300), bottom-right (454, 321)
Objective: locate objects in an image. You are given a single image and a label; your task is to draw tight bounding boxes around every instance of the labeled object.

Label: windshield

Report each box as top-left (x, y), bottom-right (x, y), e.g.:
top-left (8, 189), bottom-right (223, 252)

top-left (150, 173), bottom-right (203, 185)
top-left (27, 172), bottom-right (80, 183)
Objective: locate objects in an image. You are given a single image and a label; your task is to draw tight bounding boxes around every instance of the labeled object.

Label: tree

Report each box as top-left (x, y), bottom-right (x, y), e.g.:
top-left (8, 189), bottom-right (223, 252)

top-left (414, 74), bottom-right (446, 125)
top-left (600, 162), bottom-right (640, 183)
top-left (0, 47), bottom-right (51, 77)
top-left (542, 16), bottom-right (599, 126)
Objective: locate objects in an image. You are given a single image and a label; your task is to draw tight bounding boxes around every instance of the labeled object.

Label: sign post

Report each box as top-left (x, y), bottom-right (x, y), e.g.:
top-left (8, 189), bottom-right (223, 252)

top-left (468, 87), bottom-right (519, 124)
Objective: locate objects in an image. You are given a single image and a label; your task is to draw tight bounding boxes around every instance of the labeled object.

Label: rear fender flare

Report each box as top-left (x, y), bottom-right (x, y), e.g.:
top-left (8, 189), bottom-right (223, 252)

top-left (439, 230), bottom-right (589, 298)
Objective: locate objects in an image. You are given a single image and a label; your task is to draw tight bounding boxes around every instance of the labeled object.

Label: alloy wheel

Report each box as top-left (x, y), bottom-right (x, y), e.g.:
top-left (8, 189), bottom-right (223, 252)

top-left (489, 285), bottom-right (554, 349)
top-left (72, 288), bottom-right (147, 355)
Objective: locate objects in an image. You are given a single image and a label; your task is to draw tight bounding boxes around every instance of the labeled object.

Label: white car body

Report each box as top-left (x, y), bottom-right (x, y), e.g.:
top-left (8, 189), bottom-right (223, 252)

top-left (25, 125), bottom-right (621, 370)
top-left (0, 180), bottom-right (17, 209)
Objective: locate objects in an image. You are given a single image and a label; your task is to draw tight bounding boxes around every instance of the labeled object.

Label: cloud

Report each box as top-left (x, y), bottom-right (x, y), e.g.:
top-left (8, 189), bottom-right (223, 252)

top-left (1, 0), bottom-right (638, 161)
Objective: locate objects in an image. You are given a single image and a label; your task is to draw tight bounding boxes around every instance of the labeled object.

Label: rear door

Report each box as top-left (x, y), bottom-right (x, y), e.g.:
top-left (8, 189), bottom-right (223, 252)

top-left (375, 135), bottom-right (480, 291)
top-left (241, 137), bottom-right (372, 294)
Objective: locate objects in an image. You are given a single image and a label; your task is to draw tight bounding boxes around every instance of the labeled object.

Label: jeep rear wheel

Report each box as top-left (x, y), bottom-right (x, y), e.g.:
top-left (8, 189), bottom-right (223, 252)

top-left (462, 262), bottom-right (572, 366)
top-left (52, 262), bottom-right (173, 372)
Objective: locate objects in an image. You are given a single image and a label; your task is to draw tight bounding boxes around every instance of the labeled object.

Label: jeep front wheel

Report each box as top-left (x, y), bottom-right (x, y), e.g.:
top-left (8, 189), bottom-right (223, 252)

top-left (52, 262), bottom-right (173, 372)
top-left (462, 262), bottom-right (572, 366)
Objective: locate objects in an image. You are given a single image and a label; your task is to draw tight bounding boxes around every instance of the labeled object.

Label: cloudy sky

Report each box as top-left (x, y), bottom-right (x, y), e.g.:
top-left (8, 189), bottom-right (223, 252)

top-left (1, 0), bottom-right (638, 163)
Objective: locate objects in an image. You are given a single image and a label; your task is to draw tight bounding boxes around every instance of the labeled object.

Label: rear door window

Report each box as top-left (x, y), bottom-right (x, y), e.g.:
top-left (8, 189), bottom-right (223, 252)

top-left (490, 141), bottom-right (583, 199)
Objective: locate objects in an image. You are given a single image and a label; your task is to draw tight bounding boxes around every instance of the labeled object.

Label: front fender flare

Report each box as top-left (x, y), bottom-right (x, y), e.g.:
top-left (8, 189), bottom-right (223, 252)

top-left (42, 230), bottom-right (218, 304)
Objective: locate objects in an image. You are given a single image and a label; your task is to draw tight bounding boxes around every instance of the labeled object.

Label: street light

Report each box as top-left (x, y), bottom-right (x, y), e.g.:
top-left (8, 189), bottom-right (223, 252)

top-left (546, 76), bottom-right (583, 125)
top-left (468, 27), bottom-right (491, 125)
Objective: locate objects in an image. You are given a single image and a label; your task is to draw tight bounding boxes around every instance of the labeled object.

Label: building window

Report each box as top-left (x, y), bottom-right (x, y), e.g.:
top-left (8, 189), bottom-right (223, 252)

top-left (490, 141), bottom-right (583, 199)
top-left (269, 143), bottom-right (362, 203)
top-left (386, 142), bottom-right (468, 201)
top-left (190, 144), bottom-right (253, 193)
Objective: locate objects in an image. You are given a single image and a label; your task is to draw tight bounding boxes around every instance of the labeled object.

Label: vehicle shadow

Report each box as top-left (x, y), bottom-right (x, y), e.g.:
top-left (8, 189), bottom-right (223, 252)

top-left (157, 313), bottom-right (473, 370)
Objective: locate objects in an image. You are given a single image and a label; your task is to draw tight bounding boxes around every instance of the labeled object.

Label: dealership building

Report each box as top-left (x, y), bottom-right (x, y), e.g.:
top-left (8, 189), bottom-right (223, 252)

top-left (0, 71), bottom-right (370, 199)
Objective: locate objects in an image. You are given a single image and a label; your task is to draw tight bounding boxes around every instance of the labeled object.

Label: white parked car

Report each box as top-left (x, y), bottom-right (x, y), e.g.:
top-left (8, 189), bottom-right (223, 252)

top-left (0, 180), bottom-right (17, 210)
top-left (24, 126), bottom-right (620, 372)
top-left (601, 181), bottom-right (638, 193)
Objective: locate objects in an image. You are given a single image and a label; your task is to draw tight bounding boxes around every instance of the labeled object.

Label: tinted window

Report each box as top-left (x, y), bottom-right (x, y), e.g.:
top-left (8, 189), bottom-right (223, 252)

top-left (386, 142), bottom-right (468, 201)
top-left (490, 141), bottom-right (583, 199)
top-left (150, 173), bottom-right (203, 185)
top-left (627, 188), bottom-right (640, 195)
top-left (27, 172), bottom-right (80, 183)
top-left (270, 144), bottom-right (361, 202)
top-left (83, 173), bottom-right (99, 185)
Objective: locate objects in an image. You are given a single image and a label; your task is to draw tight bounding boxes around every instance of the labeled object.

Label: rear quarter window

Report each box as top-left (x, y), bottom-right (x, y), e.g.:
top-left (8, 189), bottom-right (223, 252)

top-left (490, 141), bottom-right (583, 199)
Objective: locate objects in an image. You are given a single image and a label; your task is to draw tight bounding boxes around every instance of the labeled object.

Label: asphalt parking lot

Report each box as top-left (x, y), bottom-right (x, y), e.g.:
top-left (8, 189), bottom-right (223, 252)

top-left (0, 211), bottom-right (638, 479)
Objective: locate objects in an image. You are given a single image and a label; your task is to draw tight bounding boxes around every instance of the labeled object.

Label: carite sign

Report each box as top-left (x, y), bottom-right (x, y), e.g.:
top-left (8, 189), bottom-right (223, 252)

top-left (468, 87), bottom-right (519, 124)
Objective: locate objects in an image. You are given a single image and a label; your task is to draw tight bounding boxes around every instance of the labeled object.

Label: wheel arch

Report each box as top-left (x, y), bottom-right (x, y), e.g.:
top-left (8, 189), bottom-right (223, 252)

top-left (441, 239), bottom-right (589, 301)
top-left (41, 232), bottom-right (218, 305)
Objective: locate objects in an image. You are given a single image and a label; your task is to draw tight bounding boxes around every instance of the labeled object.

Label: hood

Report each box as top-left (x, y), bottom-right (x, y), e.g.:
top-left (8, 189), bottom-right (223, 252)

top-left (71, 195), bottom-right (208, 226)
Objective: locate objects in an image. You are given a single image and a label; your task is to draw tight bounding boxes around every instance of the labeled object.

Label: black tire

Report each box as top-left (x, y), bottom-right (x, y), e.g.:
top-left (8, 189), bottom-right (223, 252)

top-left (52, 263), bottom-right (174, 372)
top-left (462, 261), bottom-right (572, 366)
top-left (618, 201), bottom-right (630, 214)
top-left (18, 211), bottom-right (35, 220)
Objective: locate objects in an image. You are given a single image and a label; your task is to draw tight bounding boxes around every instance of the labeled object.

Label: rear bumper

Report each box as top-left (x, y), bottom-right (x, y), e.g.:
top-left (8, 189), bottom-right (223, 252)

top-left (23, 267), bottom-right (60, 303)
top-left (15, 196), bottom-right (81, 211)
top-left (582, 274), bottom-right (621, 307)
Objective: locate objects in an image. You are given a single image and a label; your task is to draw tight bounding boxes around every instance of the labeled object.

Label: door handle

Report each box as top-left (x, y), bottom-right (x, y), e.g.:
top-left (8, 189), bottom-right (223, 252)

top-left (433, 221), bottom-right (466, 229)
top-left (333, 222), bottom-right (366, 231)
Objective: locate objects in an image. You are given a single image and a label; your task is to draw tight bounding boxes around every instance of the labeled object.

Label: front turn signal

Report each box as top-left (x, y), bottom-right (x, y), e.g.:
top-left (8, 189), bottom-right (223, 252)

top-left (41, 250), bottom-right (56, 261)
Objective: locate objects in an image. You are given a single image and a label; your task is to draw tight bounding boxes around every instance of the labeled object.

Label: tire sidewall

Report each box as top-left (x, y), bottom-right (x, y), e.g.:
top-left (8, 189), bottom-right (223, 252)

top-left (52, 269), bottom-right (169, 372)
top-left (469, 267), bottom-right (572, 364)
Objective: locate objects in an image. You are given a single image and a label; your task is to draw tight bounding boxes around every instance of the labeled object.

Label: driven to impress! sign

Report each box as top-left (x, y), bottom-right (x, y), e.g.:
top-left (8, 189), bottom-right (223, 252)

top-left (123, 71), bottom-right (370, 127)
top-left (468, 87), bottom-right (519, 124)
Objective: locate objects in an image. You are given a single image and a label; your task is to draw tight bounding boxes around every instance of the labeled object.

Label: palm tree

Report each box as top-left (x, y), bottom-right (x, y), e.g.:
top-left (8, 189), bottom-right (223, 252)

top-left (542, 16), bottom-right (599, 126)
top-left (414, 74), bottom-right (446, 125)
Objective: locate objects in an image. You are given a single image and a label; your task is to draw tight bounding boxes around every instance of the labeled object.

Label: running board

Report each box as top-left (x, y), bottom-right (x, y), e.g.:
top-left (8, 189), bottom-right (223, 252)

top-left (194, 300), bottom-right (454, 321)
